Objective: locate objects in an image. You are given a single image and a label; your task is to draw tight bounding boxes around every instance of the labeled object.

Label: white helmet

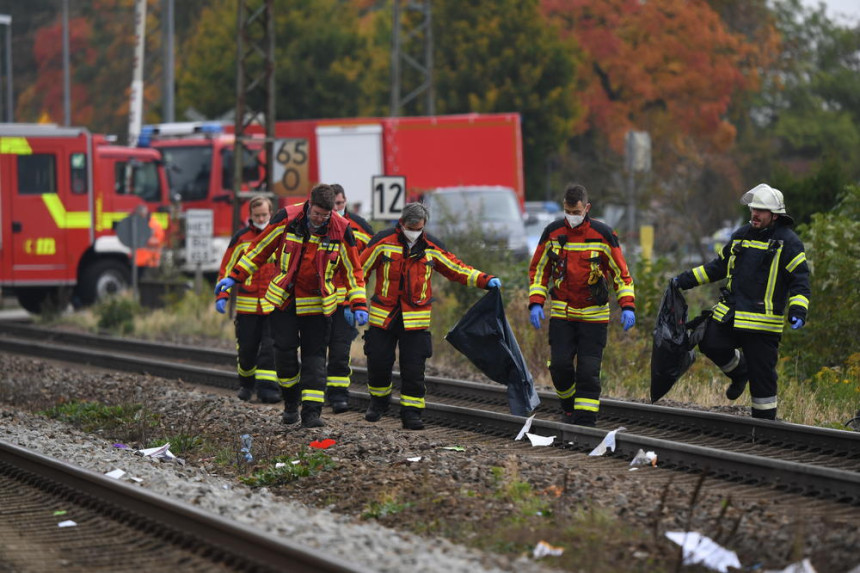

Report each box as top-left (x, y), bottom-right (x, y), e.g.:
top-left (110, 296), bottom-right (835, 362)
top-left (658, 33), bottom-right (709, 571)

top-left (740, 183), bottom-right (786, 214)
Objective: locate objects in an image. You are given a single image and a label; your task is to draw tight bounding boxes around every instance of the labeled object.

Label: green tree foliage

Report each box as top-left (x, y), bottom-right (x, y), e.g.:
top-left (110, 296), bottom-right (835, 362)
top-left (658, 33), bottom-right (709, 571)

top-left (782, 185), bottom-right (860, 378)
top-left (431, 0), bottom-right (583, 199)
top-left (177, 0), bottom-right (377, 121)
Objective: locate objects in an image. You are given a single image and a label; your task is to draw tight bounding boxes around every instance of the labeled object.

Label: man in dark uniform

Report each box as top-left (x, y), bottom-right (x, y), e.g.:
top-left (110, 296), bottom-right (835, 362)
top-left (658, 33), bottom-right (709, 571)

top-left (673, 184), bottom-right (810, 420)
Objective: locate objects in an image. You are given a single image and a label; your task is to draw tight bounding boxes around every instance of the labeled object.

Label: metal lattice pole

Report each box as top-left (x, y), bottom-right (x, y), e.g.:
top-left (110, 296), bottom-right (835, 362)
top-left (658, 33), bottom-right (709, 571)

top-left (390, 0), bottom-right (434, 117)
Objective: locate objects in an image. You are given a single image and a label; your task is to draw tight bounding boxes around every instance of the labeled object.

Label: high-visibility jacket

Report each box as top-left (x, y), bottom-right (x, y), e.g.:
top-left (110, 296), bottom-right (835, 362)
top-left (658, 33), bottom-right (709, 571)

top-left (675, 220), bottom-right (810, 334)
top-left (334, 210), bottom-right (374, 305)
top-left (215, 221), bottom-right (277, 315)
top-left (361, 226), bottom-right (494, 330)
top-left (135, 215), bottom-right (165, 268)
top-left (529, 216), bottom-right (635, 323)
top-left (229, 202), bottom-right (367, 316)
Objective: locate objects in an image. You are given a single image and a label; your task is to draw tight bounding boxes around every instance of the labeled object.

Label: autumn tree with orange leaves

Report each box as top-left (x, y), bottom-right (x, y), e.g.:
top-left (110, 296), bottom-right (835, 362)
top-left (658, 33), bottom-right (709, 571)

top-left (542, 0), bottom-right (779, 257)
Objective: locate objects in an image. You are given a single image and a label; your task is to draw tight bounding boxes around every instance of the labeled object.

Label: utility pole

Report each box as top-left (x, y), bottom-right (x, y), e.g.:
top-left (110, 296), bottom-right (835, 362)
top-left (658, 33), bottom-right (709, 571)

top-left (390, 0), bottom-right (434, 117)
top-left (127, 0), bottom-right (147, 145)
top-left (162, 0), bottom-right (175, 123)
top-left (233, 0), bottom-right (275, 232)
top-left (62, 0), bottom-right (70, 125)
top-left (0, 14), bottom-right (12, 123)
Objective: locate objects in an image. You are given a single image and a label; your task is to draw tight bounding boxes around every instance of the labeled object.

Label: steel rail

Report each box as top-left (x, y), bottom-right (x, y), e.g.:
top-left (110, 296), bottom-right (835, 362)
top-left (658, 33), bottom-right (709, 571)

top-left (1, 328), bottom-right (858, 504)
top-left (0, 440), bottom-right (372, 573)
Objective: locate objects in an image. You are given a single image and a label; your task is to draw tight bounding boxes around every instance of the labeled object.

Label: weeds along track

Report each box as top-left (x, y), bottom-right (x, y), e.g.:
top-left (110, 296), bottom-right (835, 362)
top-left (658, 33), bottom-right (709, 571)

top-left (1, 320), bottom-right (859, 506)
top-left (0, 440), bottom-right (370, 573)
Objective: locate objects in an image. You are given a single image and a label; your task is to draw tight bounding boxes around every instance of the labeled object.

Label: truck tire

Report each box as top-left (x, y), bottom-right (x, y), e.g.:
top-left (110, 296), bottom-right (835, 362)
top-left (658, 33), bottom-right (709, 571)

top-left (76, 259), bottom-right (131, 306)
top-left (16, 287), bottom-right (70, 314)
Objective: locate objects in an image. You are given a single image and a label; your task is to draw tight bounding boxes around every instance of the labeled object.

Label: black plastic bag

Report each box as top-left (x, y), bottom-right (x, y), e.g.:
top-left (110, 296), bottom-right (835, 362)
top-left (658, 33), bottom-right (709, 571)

top-left (650, 281), bottom-right (696, 403)
top-left (445, 288), bottom-right (540, 416)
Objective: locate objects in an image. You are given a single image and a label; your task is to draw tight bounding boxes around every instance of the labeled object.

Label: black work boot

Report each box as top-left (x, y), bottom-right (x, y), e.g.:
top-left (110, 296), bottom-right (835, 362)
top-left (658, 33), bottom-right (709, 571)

top-left (301, 403), bottom-right (325, 428)
top-left (328, 389), bottom-right (350, 414)
top-left (365, 396), bottom-right (390, 422)
top-left (725, 377), bottom-right (748, 400)
top-left (256, 381), bottom-right (282, 404)
top-left (559, 411), bottom-right (574, 424)
top-left (400, 407), bottom-right (425, 431)
top-left (280, 387), bottom-right (300, 424)
top-left (236, 378), bottom-right (255, 401)
top-left (572, 411), bottom-right (597, 427)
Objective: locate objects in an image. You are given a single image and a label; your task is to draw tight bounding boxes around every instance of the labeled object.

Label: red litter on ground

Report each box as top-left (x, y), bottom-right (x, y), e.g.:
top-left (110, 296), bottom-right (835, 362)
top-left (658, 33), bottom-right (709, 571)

top-left (309, 439), bottom-right (336, 449)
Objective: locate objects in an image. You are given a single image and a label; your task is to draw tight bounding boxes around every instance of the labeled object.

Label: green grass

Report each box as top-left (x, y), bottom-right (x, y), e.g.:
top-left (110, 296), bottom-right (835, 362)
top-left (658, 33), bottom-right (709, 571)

top-left (40, 400), bottom-right (160, 442)
top-left (240, 447), bottom-right (337, 487)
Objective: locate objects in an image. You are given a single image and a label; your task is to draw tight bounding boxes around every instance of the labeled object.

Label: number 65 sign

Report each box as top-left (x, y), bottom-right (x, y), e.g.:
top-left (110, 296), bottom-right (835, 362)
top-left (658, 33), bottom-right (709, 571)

top-left (371, 176), bottom-right (406, 221)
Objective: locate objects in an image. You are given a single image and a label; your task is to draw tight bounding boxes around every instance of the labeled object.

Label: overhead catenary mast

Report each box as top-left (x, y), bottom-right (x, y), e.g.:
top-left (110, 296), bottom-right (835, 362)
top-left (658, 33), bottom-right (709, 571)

top-left (127, 0), bottom-right (147, 145)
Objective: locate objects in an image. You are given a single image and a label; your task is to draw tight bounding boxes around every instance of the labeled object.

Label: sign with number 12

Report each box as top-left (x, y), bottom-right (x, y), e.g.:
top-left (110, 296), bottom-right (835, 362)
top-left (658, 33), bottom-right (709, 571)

top-left (371, 176), bottom-right (406, 221)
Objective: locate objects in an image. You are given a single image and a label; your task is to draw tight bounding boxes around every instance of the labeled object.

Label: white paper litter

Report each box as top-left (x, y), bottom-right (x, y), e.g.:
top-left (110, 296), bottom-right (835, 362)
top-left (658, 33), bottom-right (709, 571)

top-left (407, 456), bottom-right (422, 462)
top-left (525, 433), bottom-right (555, 447)
top-left (665, 531), bottom-right (741, 573)
top-left (137, 443), bottom-right (176, 460)
top-left (532, 540), bottom-right (564, 558)
top-left (104, 469), bottom-right (125, 479)
top-left (58, 520), bottom-right (77, 528)
top-left (588, 427), bottom-right (626, 456)
top-left (763, 558), bottom-right (817, 573)
top-left (629, 449), bottom-right (658, 466)
top-left (515, 415), bottom-right (535, 440)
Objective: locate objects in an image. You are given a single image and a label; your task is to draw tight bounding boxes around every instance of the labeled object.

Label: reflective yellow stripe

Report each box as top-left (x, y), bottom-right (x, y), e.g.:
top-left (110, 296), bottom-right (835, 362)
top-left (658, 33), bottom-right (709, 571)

top-left (237, 364), bottom-right (256, 376)
top-left (256, 369), bottom-right (277, 382)
top-left (0, 137), bottom-right (32, 154)
top-left (786, 252), bottom-right (806, 272)
top-left (302, 389), bottom-right (325, 403)
top-left (326, 376), bottom-right (351, 388)
top-left (692, 265), bottom-right (708, 284)
top-left (554, 385), bottom-right (575, 400)
top-left (278, 373), bottom-right (300, 388)
top-left (368, 384), bottom-right (392, 397)
top-left (734, 311), bottom-right (784, 333)
top-left (402, 310), bottom-right (431, 329)
top-left (788, 294), bottom-right (809, 310)
top-left (42, 195), bottom-right (90, 229)
top-left (574, 397), bottom-right (599, 412)
top-left (400, 394), bottom-right (425, 409)
top-left (549, 300), bottom-right (610, 322)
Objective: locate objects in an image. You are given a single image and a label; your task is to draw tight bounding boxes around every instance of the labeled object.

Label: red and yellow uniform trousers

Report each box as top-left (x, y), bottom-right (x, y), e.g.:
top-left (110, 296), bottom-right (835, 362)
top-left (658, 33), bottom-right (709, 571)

top-left (216, 222), bottom-right (278, 395)
top-left (360, 226), bottom-right (495, 414)
top-left (230, 203), bottom-right (367, 409)
top-left (529, 217), bottom-right (635, 424)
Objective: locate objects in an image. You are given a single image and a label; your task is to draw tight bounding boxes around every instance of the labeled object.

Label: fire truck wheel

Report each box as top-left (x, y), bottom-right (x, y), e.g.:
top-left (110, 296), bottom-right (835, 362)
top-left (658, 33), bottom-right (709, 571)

top-left (76, 260), bottom-right (131, 306)
top-left (16, 287), bottom-right (70, 315)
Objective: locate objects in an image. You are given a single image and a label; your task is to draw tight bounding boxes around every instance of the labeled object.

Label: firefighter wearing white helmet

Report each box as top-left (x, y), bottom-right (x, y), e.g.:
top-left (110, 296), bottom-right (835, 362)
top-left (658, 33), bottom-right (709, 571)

top-left (672, 183), bottom-right (810, 420)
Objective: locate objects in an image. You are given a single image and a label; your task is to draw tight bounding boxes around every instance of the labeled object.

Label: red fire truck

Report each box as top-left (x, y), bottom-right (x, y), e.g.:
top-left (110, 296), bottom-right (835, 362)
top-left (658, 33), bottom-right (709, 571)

top-left (0, 124), bottom-right (170, 313)
top-left (137, 113), bottom-right (524, 271)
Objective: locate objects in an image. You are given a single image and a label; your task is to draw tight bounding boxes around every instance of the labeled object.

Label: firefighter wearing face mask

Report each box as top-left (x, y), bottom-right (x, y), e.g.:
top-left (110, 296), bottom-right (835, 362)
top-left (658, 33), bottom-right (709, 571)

top-left (673, 184), bottom-right (810, 420)
top-left (528, 183), bottom-right (636, 427)
top-left (214, 195), bottom-right (281, 404)
top-left (324, 183), bottom-right (375, 414)
top-left (360, 202), bottom-right (501, 430)
top-left (215, 184), bottom-right (368, 429)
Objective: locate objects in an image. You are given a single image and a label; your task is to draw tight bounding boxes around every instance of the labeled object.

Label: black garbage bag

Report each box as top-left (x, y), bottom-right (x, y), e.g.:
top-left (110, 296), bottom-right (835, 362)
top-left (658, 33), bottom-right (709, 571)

top-left (650, 281), bottom-right (697, 403)
top-left (445, 288), bottom-right (540, 416)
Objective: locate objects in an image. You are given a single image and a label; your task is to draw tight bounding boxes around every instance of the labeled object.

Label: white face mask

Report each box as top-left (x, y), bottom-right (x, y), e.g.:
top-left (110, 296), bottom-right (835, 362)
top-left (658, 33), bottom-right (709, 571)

top-left (402, 229), bottom-right (422, 242)
top-left (337, 208), bottom-right (346, 216)
top-left (566, 214), bottom-right (584, 228)
top-left (253, 221), bottom-right (268, 230)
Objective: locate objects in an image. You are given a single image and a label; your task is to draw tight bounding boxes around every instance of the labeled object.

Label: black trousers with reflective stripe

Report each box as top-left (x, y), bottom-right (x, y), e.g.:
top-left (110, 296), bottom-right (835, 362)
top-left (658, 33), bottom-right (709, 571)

top-left (234, 313), bottom-right (275, 382)
top-left (699, 318), bottom-right (780, 413)
top-left (548, 318), bottom-right (607, 408)
top-left (364, 315), bottom-right (432, 403)
top-left (326, 305), bottom-right (358, 386)
top-left (269, 306), bottom-right (330, 398)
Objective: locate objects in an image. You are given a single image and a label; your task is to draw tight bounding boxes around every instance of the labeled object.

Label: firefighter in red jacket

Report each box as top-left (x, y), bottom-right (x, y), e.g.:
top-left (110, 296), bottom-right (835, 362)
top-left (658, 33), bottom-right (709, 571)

top-left (214, 196), bottom-right (281, 403)
top-left (528, 183), bottom-right (636, 427)
top-left (215, 184), bottom-right (368, 428)
top-left (325, 184), bottom-right (375, 413)
top-left (360, 202), bottom-right (501, 430)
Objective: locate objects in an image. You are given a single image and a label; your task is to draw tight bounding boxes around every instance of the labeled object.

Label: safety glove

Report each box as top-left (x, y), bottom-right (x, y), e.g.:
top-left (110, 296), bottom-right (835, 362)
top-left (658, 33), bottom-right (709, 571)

top-left (215, 299), bottom-right (227, 314)
top-left (487, 278), bottom-right (502, 289)
top-left (355, 310), bottom-right (369, 326)
top-left (789, 316), bottom-right (805, 330)
top-left (343, 307), bottom-right (355, 327)
top-left (621, 309), bottom-right (636, 331)
top-left (215, 277), bottom-right (236, 295)
top-left (529, 305), bottom-right (544, 329)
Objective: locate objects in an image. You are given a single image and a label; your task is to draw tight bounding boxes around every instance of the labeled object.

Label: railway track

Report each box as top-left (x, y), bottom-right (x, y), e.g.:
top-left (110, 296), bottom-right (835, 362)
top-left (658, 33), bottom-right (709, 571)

top-left (1, 320), bottom-right (859, 506)
top-left (0, 439), bottom-right (370, 572)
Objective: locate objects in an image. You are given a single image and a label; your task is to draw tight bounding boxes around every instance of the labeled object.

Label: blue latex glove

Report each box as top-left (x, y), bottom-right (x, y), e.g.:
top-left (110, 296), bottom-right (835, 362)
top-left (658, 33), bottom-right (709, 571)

top-left (354, 310), bottom-right (369, 326)
top-left (621, 309), bottom-right (636, 331)
top-left (790, 316), bottom-right (805, 330)
top-left (215, 298), bottom-right (227, 314)
top-left (343, 307), bottom-right (355, 327)
top-left (487, 278), bottom-right (502, 289)
top-left (529, 305), bottom-right (544, 329)
top-left (215, 277), bottom-right (236, 295)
